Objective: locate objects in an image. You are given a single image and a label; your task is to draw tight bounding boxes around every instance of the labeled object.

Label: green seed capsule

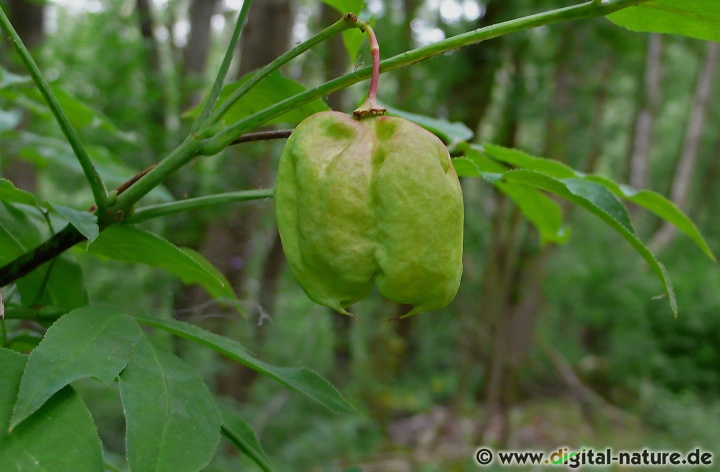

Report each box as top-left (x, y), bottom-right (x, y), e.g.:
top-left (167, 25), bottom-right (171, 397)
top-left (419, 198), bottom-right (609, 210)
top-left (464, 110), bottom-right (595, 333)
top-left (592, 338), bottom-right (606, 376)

top-left (274, 111), bottom-right (463, 317)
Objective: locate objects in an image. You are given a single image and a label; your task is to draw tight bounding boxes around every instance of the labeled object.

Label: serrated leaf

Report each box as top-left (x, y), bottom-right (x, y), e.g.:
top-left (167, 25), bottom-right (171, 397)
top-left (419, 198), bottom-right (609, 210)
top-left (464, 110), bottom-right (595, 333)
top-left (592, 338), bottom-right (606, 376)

top-left (135, 316), bottom-right (358, 415)
top-left (496, 169), bottom-right (677, 316)
top-left (607, 0), bottom-right (720, 43)
top-left (185, 70), bottom-right (329, 127)
top-left (48, 202), bottom-right (99, 243)
top-left (120, 334), bottom-right (221, 472)
top-left (383, 102), bottom-right (474, 144)
top-left (0, 178), bottom-right (38, 206)
top-left (87, 225), bottom-right (236, 300)
top-left (0, 348), bottom-right (103, 471)
top-left (585, 175), bottom-right (716, 262)
top-left (9, 306), bottom-right (142, 429)
top-left (221, 407), bottom-right (274, 472)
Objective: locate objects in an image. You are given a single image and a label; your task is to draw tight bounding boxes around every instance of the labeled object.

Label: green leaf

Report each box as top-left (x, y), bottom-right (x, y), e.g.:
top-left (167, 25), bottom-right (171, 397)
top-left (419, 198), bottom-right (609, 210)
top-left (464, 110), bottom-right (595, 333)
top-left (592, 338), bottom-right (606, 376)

top-left (383, 102), bottom-right (474, 144)
top-left (482, 142), bottom-right (577, 178)
top-left (120, 334), bottom-right (221, 472)
top-left (342, 12), bottom-right (371, 64)
top-left (455, 148), bottom-right (568, 245)
top-left (185, 70), bottom-right (330, 127)
top-left (48, 202), bottom-right (99, 244)
top-left (87, 225), bottom-right (236, 300)
top-left (0, 202), bottom-right (48, 265)
top-left (0, 85), bottom-right (134, 142)
top-left (0, 348), bottom-right (103, 471)
top-left (497, 169), bottom-right (677, 316)
top-left (0, 178), bottom-right (37, 206)
top-left (16, 255), bottom-right (89, 312)
top-left (135, 316), bottom-right (358, 415)
top-left (479, 144), bottom-right (714, 260)
top-left (585, 175), bottom-right (716, 262)
top-left (607, 1), bottom-right (720, 43)
top-left (9, 306), bottom-right (142, 429)
top-left (322, 0), bottom-right (364, 14)
top-left (221, 407), bottom-right (274, 472)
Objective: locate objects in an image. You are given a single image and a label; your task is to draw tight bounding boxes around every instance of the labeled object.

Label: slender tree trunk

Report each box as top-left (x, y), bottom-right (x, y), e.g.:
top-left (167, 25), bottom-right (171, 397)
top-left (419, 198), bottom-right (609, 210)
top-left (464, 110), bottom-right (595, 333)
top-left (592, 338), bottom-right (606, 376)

top-left (136, 0), bottom-right (168, 150)
top-left (651, 42), bottom-right (719, 251)
top-left (627, 34), bottom-right (663, 192)
top-left (204, 0), bottom-right (294, 399)
top-left (182, 0), bottom-right (220, 109)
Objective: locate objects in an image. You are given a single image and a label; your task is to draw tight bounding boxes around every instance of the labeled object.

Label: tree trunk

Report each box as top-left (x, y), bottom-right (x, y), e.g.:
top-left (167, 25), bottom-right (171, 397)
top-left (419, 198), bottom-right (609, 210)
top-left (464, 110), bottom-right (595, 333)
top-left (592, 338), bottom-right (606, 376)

top-left (182, 0), bottom-right (220, 109)
top-left (651, 42), bottom-right (719, 251)
top-left (135, 0), bottom-right (167, 150)
top-left (203, 0), bottom-right (294, 400)
top-left (627, 34), bottom-right (663, 192)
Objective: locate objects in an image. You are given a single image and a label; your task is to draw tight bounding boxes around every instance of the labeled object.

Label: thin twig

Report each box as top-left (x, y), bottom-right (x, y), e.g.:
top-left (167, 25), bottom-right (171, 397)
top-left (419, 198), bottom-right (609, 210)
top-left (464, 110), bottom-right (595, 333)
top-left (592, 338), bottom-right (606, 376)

top-left (230, 129), bottom-right (293, 145)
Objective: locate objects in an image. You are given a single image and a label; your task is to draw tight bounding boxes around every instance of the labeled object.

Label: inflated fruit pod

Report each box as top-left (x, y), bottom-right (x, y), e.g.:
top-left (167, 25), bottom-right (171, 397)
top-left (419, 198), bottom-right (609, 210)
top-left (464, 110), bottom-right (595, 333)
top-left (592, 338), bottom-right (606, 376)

top-left (274, 110), bottom-right (463, 317)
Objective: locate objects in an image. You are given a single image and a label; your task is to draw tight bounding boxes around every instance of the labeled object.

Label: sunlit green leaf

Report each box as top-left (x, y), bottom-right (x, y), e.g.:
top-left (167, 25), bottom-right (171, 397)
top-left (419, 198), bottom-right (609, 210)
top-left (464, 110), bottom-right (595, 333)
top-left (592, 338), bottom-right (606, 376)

top-left (120, 334), bottom-right (221, 472)
top-left (9, 306), bottom-right (142, 429)
top-left (135, 316), bottom-right (358, 415)
top-left (608, 0), bottom-right (720, 43)
top-left (483, 143), bottom-right (577, 178)
top-left (87, 225), bottom-right (236, 300)
top-left (0, 348), bottom-right (103, 471)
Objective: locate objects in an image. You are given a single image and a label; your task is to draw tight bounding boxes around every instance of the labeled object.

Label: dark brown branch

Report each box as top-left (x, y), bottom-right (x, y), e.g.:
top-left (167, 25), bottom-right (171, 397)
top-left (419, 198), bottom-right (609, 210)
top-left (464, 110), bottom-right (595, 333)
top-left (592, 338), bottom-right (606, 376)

top-left (230, 129), bottom-right (293, 145)
top-left (0, 224), bottom-right (86, 287)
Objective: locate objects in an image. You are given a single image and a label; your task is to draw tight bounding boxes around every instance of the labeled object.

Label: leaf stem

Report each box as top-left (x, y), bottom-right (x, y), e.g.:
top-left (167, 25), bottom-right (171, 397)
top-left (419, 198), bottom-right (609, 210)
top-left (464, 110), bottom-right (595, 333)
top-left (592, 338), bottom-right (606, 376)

top-left (353, 21), bottom-right (385, 118)
top-left (126, 189), bottom-right (273, 223)
top-left (202, 0), bottom-right (651, 150)
top-left (190, 0), bottom-right (253, 133)
top-left (204, 13), bottom-right (359, 132)
top-left (111, 137), bottom-right (201, 215)
top-left (0, 7), bottom-right (108, 210)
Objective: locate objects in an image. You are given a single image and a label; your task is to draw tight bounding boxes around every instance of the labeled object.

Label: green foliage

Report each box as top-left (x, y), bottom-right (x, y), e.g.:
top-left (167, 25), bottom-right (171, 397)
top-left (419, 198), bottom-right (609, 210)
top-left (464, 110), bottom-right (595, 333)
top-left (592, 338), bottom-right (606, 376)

top-left (134, 315), bottom-right (357, 415)
top-left (120, 334), bottom-right (221, 472)
top-left (186, 70), bottom-right (330, 127)
top-left (0, 348), bottom-right (104, 471)
top-left (0, 0), bottom-right (718, 468)
top-left (87, 225), bottom-right (237, 301)
top-left (608, 0), bottom-right (720, 43)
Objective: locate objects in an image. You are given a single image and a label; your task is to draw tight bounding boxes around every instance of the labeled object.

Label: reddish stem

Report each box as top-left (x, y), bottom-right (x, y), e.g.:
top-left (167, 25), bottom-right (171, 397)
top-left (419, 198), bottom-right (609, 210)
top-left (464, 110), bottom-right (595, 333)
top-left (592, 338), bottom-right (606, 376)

top-left (353, 22), bottom-right (385, 119)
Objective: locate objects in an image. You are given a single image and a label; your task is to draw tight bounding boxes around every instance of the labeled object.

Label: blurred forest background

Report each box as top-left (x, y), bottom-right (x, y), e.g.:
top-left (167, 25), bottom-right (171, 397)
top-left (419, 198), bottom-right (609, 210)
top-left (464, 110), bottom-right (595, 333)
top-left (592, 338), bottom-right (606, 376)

top-left (1, 0), bottom-right (719, 470)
